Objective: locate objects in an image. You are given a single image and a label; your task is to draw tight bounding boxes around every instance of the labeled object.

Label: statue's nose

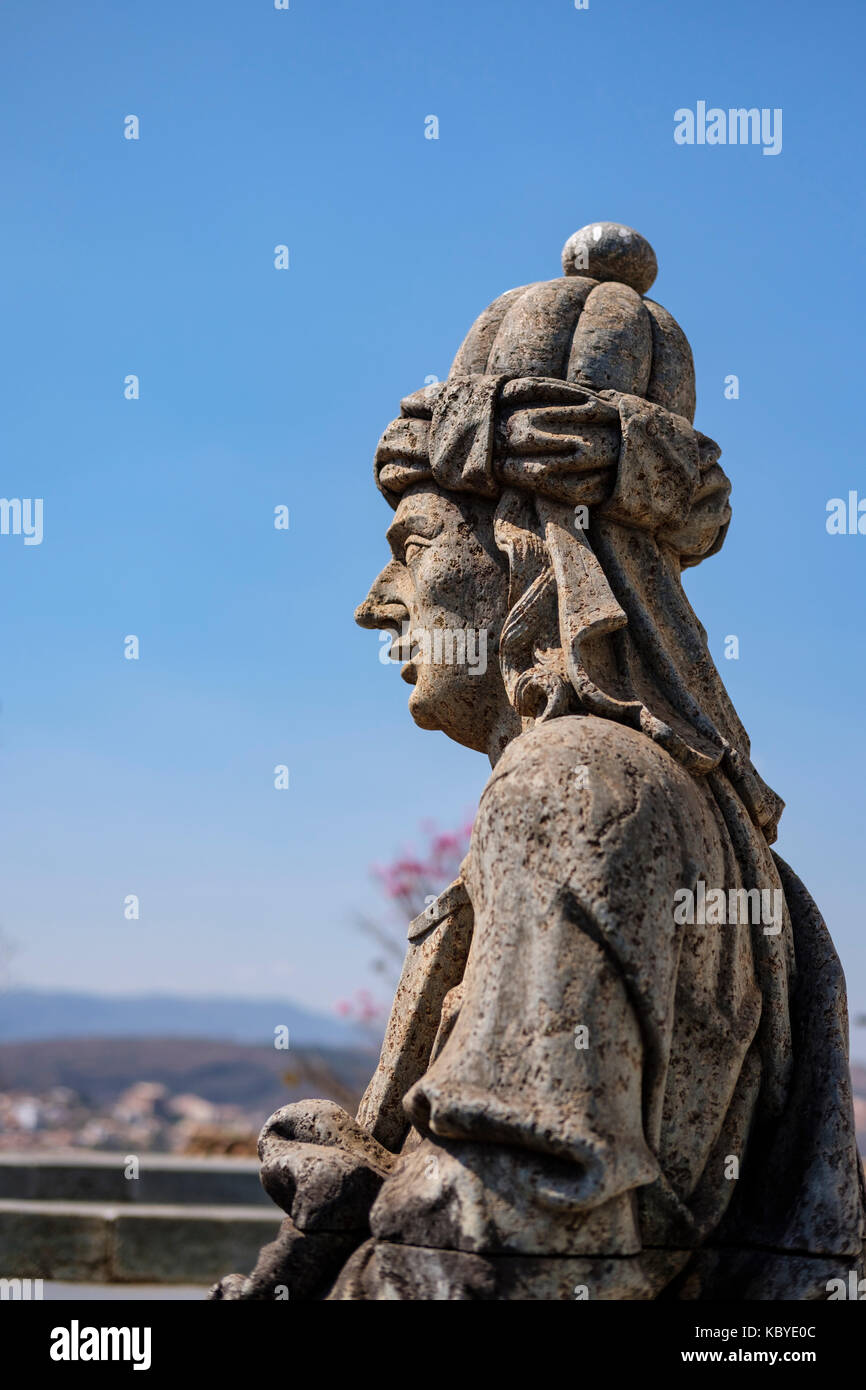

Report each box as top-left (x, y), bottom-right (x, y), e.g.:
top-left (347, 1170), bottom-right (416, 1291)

top-left (355, 562), bottom-right (408, 630)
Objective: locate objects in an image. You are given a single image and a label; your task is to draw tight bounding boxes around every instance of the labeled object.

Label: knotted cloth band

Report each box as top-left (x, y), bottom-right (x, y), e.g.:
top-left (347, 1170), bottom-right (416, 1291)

top-left (375, 374), bottom-right (731, 568)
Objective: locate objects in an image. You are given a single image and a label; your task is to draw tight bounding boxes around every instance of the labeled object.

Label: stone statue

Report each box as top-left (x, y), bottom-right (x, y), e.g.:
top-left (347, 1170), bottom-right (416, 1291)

top-left (211, 223), bottom-right (865, 1301)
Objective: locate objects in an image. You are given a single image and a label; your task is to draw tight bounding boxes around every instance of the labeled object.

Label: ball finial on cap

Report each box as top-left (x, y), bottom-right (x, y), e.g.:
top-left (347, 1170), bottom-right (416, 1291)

top-left (561, 222), bottom-right (658, 295)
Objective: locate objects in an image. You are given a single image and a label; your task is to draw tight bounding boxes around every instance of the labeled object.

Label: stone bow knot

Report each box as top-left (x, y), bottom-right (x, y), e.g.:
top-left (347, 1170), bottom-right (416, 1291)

top-left (374, 373), bottom-right (730, 568)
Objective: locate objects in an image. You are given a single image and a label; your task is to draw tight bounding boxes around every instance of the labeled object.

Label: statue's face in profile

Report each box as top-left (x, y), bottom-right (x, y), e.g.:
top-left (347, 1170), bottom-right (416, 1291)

top-left (356, 484), bottom-right (513, 755)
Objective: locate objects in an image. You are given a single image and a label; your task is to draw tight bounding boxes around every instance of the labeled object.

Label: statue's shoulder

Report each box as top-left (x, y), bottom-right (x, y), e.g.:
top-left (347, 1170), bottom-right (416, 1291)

top-left (474, 715), bottom-right (614, 850)
top-left (484, 712), bottom-right (669, 795)
top-left (475, 713), bottom-right (697, 861)
top-left (467, 714), bottom-right (709, 916)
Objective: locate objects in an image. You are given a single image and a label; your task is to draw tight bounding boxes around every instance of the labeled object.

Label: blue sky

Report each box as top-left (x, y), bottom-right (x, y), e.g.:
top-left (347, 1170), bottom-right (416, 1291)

top-left (1, 0), bottom-right (864, 1052)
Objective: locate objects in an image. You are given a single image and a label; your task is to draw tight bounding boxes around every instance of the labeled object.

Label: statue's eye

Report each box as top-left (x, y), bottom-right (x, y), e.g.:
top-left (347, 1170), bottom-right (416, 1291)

top-left (403, 536), bottom-right (431, 563)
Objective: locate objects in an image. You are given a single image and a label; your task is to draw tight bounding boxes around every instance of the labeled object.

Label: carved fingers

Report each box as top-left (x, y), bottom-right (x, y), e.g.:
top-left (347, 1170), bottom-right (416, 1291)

top-left (258, 1099), bottom-right (397, 1233)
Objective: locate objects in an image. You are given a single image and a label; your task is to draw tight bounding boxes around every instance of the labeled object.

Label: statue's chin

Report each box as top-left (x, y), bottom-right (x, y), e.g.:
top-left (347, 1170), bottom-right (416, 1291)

top-left (407, 682), bottom-right (442, 732)
top-left (407, 680), bottom-right (494, 756)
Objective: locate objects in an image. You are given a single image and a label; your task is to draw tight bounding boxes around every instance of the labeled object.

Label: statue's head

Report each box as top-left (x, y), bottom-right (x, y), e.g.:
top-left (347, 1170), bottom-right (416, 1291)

top-left (356, 223), bottom-right (779, 837)
top-left (356, 479), bottom-right (518, 755)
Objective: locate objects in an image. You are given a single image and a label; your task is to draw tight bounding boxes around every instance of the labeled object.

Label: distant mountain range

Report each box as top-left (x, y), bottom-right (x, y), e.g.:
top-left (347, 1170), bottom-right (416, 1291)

top-left (0, 1036), bottom-right (375, 1117)
top-left (0, 989), bottom-right (367, 1049)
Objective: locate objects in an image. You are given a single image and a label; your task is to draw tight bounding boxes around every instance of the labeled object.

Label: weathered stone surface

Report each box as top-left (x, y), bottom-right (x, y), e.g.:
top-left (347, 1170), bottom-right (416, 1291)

top-left (113, 1205), bottom-right (278, 1285)
top-left (669, 1246), bottom-right (866, 1302)
top-left (213, 224), bottom-right (865, 1301)
top-left (449, 283), bottom-right (538, 376)
top-left (0, 1150), bottom-right (269, 1206)
top-left (327, 1239), bottom-right (689, 1301)
top-left (568, 281), bottom-right (653, 395)
top-left (561, 221), bottom-right (658, 294)
top-left (0, 1197), bottom-right (279, 1284)
top-left (643, 297), bottom-right (697, 422)
top-left (368, 1137), bottom-right (644, 1256)
top-left (356, 881), bottom-right (473, 1151)
top-left (258, 1100), bottom-right (395, 1231)
top-left (0, 1199), bottom-right (111, 1281)
top-left (486, 277), bottom-right (597, 379)
top-left (208, 1216), bottom-right (360, 1301)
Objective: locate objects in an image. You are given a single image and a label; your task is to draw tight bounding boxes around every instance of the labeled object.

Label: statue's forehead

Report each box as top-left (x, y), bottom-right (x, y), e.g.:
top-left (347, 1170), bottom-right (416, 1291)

top-left (389, 482), bottom-right (494, 530)
top-left (390, 482), bottom-right (456, 519)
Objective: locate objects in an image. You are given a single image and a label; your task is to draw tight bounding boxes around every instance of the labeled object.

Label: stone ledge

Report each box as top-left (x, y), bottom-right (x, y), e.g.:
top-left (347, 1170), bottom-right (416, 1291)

top-left (0, 1198), bottom-right (281, 1285)
top-left (0, 1150), bottom-right (269, 1206)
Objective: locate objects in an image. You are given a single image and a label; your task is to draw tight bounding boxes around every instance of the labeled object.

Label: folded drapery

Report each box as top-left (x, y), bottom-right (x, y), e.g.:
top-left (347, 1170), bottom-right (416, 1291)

top-left (375, 373), bottom-right (729, 565)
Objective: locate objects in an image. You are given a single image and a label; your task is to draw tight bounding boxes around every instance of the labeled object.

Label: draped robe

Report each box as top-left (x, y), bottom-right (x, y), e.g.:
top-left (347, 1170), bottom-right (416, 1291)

top-left (335, 714), bottom-right (865, 1300)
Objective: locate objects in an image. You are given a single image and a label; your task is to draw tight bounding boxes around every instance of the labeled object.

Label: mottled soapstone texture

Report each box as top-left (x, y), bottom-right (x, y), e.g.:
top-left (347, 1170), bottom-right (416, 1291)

top-left (210, 224), bottom-right (866, 1301)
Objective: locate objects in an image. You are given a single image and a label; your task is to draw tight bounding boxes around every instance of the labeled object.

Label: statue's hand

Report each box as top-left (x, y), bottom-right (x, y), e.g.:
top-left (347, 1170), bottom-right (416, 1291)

top-left (258, 1098), bottom-right (396, 1231)
top-left (207, 1273), bottom-right (248, 1300)
top-left (206, 1100), bottom-right (398, 1300)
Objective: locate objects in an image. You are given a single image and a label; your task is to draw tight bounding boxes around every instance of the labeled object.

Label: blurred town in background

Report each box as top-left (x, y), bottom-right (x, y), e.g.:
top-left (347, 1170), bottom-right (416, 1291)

top-left (0, 823), bottom-right (474, 1159)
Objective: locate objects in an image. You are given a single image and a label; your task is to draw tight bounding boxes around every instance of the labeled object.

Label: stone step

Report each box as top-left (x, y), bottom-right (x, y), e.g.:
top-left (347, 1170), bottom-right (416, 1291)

top-left (0, 1198), bottom-right (281, 1285)
top-left (0, 1150), bottom-right (270, 1206)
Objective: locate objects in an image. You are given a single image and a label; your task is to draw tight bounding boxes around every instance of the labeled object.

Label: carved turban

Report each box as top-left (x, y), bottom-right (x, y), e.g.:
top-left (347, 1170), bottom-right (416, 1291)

top-left (375, 375), bottom-right (730, 567)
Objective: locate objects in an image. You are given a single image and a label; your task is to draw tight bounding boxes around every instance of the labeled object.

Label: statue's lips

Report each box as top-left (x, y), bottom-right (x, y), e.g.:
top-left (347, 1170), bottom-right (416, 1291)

top-left (385, 629), bottom-right (414, 659)
top-left (382, 629), bottom-right (421, 683)
top-left (397, 642), bottom-right (420, 685)
top-left (373, 604), bottom-right (417, 675)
